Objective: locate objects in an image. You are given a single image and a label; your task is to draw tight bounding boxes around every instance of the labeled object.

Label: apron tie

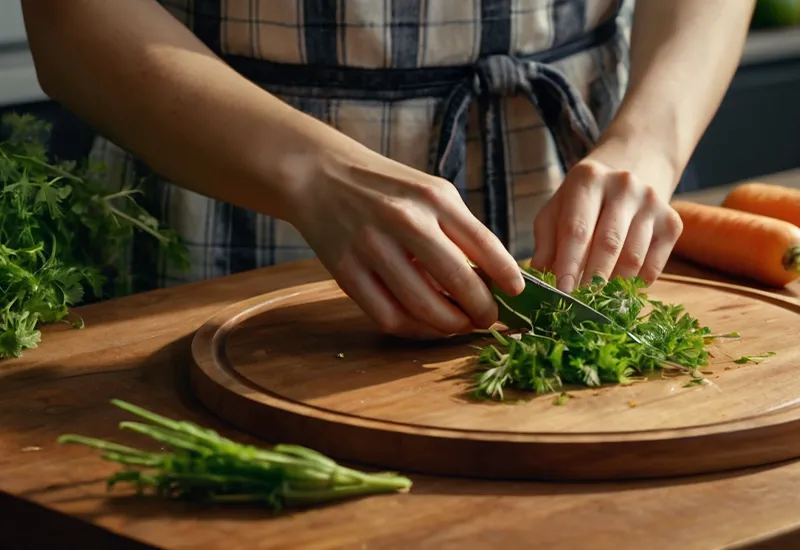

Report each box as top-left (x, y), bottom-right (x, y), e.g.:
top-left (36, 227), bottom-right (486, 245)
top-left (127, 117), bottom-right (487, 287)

top-left (432, 53), bottom-right (602, 247)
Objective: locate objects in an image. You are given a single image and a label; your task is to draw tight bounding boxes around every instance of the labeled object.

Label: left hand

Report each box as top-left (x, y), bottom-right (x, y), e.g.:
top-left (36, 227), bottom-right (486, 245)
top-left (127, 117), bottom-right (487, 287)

top-left (529, 155), bottom-right (684, 293)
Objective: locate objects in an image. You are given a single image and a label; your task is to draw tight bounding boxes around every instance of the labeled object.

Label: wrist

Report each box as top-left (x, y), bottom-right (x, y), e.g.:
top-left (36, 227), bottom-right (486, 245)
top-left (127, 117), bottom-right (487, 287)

top-left (589, 119), bottom-right (683, 201)
top-left (250, 113), bottom-right (352, 226)
top-left (270, 117), bottom-right (377, 228)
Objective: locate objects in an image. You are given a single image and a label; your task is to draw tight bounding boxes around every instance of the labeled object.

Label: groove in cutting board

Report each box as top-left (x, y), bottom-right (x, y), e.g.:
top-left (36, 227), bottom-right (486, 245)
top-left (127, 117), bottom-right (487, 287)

top-left (190, 274), bottom-right (800, 481)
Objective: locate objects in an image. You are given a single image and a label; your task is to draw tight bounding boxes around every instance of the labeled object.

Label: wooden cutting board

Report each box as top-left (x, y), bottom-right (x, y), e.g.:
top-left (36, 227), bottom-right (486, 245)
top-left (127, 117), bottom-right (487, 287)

top-left (189, 274), bottom-right (800, 482)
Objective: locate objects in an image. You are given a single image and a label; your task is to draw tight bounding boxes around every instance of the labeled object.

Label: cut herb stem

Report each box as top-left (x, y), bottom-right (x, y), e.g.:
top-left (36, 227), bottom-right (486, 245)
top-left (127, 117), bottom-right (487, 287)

top-left (58, 400), bottom-right (412, 510)
top-left (473, 269), bottom-right (721, 400)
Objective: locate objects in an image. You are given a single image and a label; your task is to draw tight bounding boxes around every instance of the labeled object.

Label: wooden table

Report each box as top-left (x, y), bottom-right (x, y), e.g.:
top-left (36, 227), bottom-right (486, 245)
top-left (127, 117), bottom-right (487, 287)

top-left (2, 170), bottom-right (799, 550)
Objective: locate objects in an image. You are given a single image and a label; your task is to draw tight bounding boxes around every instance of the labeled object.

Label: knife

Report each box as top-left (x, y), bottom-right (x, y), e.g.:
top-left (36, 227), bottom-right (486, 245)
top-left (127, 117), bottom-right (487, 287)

top-left (470, 263), bottom-right (645, 345)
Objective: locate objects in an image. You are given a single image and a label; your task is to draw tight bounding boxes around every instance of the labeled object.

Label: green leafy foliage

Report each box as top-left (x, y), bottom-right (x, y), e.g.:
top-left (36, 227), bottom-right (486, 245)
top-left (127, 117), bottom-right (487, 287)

top-left (58, 399), bottom-right (412, 509)
top-left (734, 352), bottom-right (776, 364)
top-left (0, 113), bottom-right (188, 359)
top-left (473, 268), bottom-right (721, 400)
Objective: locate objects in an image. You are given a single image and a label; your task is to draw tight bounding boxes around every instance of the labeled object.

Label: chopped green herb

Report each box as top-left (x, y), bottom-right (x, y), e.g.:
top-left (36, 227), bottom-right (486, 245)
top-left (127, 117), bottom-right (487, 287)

top-left (473, 268), bottom-right (721, 400)
top-left (682, 377), bottom-right (708, 388)
top-left (733, 352), bottom-right (776, 364)
top-left (0, 113), bottom-right (188, 359)
top-left (58, 399), bottom-right (412, 509)
top-left (553, 392), bottom-right (570, 406)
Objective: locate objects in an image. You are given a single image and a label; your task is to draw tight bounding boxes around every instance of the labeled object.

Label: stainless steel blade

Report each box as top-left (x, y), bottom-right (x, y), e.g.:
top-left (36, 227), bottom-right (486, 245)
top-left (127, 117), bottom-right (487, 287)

top-left (515, 268), bottom-right (645, 345)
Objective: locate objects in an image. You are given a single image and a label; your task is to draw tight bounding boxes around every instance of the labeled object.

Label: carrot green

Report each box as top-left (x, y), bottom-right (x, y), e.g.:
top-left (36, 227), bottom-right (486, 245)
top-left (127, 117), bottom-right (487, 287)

top-left (58, 399), bottom-right (412, 509)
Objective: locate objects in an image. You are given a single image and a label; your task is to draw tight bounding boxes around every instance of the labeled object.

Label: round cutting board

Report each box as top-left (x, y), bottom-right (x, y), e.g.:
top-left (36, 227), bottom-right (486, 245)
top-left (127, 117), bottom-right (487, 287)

top-left (189, 274), bottom-right (800, 481)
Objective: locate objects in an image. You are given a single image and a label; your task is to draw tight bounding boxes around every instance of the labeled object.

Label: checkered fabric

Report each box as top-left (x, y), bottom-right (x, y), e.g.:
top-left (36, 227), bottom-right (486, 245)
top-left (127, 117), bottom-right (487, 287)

top-left (90, 0), bottom-right (635, 291)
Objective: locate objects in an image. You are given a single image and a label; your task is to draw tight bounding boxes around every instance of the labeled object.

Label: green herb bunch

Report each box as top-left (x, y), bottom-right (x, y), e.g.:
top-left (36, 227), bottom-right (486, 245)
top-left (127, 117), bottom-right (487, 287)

top-left (0, 113), bottom-right (188, 359)
top-left (473, 268), bottom-right (719, 400)
top-left (58, 400), bottom-right (412, 509)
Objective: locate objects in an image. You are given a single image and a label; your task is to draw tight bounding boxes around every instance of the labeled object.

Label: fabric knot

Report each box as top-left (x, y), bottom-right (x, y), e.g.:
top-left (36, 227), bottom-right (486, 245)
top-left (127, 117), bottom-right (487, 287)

top-left (432, 55), bottom-right (603, 249)
top-left (473, 55), bottom-right (530, 96)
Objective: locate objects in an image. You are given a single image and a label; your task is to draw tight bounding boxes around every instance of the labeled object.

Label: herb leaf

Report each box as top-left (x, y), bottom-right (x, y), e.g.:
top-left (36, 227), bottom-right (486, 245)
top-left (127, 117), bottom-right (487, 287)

top-left (58, 399), bottom-right (412, 509)
top-left (0, 113), bottom-right (189, 359)
top-left (733, 352), bottom-right (776, 364)
top-left (472, 268), bottom-right (718, 400)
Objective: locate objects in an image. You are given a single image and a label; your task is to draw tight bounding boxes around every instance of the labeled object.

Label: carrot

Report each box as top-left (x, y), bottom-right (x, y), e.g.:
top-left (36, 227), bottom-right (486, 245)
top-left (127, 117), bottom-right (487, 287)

top-left (722, 182), bottom-right (800, 227)
top-left (670, 200), bottom-right (800, 287)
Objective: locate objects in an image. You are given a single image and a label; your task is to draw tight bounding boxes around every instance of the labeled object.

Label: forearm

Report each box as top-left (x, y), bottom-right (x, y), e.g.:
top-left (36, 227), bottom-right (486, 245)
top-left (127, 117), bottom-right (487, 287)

top-left (595, 0), bottom-right (756, 194)
top-left (21, 0), bottom-right (354, 222)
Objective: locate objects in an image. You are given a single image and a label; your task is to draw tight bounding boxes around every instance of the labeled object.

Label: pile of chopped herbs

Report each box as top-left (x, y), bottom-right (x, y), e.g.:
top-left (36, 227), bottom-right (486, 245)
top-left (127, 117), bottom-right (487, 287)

top-left (472, 268), bottom-right (729, 400)
top-left (0, 113), bottom-right (188, 359)
top-left (59, 399), bottom-right (412, 509)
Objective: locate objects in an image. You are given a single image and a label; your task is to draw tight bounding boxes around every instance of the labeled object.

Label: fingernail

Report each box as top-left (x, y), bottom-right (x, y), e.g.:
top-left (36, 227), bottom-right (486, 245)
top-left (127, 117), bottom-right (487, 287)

top-left (557, 274), bottom-right (575, 293)
top-left (514, 275), bottom-right (525, 294)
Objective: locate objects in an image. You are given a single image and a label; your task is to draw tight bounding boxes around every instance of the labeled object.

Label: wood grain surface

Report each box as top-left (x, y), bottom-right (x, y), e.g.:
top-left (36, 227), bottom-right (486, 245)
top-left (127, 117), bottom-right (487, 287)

top-left (190, 274), bottom-right (800, 482)
top-left (2, 170), bottom-right (800, 550)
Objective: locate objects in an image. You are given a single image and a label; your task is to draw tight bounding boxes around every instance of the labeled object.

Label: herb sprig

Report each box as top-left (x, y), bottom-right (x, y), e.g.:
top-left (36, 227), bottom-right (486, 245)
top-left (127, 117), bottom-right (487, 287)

top-left (473, 268), bottom-right (722, 400)
top-left (58, 399), bottom-right (412, 509)
top-left (0, 113), bottom-right (188, 359)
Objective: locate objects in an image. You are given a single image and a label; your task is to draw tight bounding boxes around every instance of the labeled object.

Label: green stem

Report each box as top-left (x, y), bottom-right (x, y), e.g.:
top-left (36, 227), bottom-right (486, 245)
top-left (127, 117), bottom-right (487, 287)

top-left (11, 154), bottom-right (83, 183)
top-left (102, 203), bottom-right (168, 244)
top-left (57, 434), bottom-right (155, 458)
top-left (281, 479), bottom-right (412, 505)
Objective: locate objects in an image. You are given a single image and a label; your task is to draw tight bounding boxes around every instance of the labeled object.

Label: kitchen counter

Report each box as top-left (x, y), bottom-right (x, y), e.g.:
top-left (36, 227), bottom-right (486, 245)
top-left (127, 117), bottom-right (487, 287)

top-left (1, 170), bottom-right (800, 550)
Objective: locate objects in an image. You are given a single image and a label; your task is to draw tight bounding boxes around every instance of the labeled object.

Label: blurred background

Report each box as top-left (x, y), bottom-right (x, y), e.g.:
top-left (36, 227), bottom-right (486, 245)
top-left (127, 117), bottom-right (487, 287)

top-left (0, 0), bottom-right (798, 192)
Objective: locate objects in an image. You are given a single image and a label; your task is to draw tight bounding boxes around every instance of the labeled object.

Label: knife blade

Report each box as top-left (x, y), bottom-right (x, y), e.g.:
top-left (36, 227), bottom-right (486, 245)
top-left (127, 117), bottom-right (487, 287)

top-left (468, 264), bottom-right (645, 345)
top-left (516, 268), bottom-right (612, 324)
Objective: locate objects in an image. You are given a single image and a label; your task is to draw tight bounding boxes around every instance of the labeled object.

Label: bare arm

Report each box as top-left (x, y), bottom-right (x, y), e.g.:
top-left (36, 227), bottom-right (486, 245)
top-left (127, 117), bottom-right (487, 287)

top-left (21, 0), bottom-right (351, 222)
top-left (21, 0), bottom-right (525, 338)
top-left (531, 0), bottom-right (755, 290)
top-left (595, 0), bottom-right (757, 196)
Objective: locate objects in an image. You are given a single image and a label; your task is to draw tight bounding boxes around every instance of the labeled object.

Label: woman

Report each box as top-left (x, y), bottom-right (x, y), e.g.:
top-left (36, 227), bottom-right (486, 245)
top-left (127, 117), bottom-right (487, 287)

top-left (21, 0), bottom-right (754, 339)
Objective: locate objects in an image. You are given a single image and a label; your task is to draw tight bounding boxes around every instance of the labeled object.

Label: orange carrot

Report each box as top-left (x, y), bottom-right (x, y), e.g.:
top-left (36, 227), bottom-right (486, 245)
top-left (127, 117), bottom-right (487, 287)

top-left (722, 182), bottom-right (800, 227)
top-left (670, 200), bottom-right (800, 287)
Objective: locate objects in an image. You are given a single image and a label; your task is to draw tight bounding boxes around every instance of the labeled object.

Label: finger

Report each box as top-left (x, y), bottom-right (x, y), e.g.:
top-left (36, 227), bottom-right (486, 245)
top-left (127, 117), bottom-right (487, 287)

top-left (530, 199), bottom-right (559, 272)
top-left (410, 261), bottom-right (477, 335)
top-left (579, 192), bottom-right (640, 286)
top-left (610, 209), bottom-right (655, 280)
top-left (551, 180), bottom-right (604, 293)
top-left (359, 227), bottom-right (474, 335)
top-left (336, 256), bottom-right (448, 339)
top-left (638, 208), bottom-right (684, 284)
top-left (438, 195), bottom-right (525, 297)
top-left (402, 224), bottom-right (498, 329)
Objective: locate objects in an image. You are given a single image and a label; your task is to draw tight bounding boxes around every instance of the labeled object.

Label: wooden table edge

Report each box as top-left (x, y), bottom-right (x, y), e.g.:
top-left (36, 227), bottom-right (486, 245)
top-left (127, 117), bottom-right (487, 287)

top-left (2, 168), bottom-right (800, 549)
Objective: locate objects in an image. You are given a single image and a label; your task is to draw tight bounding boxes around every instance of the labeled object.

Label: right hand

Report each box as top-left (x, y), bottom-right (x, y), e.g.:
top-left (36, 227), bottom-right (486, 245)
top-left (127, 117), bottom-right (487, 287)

top-left (288, 145), bottom-right (525, 339)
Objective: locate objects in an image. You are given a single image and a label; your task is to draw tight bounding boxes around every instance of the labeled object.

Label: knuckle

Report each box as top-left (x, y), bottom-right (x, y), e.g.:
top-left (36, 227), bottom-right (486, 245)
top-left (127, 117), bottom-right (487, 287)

top-left (376, 312), bottom-right (405, 335)
top-left (381, 201), bottom-right (430, 237)
top-left (663, 209), bottom-right (684, 239)
top-left (411, 295), bottom-right (442, 325)
top-left (643, 186), bottom-right (661, 207)
top-left (564, 218), bottom-right (591, 245)
top-left (418, 178), bottom-right (456, 205)
top-left (440, 261), bottom-right (475, 295)
top-left (399, 209), bottom-right (429, 237)
top-left (619, 249), bottom-right (645, 270)
top-left (572, 160), bottom-right (603, 182)
top-left (598, 230), bottom-right (624, 255)
top-left (615, 170), bottom-right (636, 193)
top-left (641, 263), bottom-right (665, 283)
top-left (357, 224), bottom-right (386, 256)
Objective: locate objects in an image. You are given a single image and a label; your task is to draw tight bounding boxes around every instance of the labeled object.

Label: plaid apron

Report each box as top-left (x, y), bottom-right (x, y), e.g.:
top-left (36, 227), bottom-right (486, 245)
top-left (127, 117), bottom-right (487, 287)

top-left (90, 0), bottom-right (634, 291)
